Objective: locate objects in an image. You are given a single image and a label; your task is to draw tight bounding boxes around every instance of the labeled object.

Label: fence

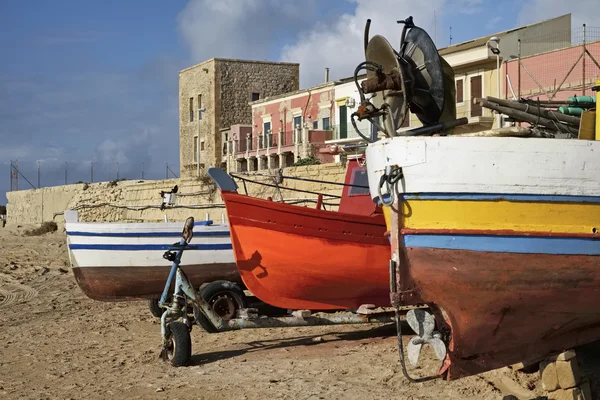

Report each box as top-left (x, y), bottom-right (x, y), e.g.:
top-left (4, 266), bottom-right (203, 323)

top-left (505, 25), bottom-right (600, 101)
top-left (8, 160), bottom-right (179, 192)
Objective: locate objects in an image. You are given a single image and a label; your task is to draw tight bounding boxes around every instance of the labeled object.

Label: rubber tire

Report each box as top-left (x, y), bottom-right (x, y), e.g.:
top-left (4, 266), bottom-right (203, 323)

top-left (148, 298), bottom-right (163, 318)
top-left (165, 321), bottom-right (191, 367)
top-left (194, 280), bottom-right (247, 333)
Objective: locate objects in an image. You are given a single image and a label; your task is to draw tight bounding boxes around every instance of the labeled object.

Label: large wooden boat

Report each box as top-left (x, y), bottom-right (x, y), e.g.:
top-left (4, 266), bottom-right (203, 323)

top-left (66, 217), bottom-right (240, 301)
top-left (209, 159), bottom-right (392, 311)
top-left (366, 136), bottom-right (600, 379)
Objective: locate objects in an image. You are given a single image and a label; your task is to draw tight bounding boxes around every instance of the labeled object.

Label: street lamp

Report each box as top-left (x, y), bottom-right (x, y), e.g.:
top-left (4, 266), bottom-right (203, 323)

top-left (487, 36), bottom-right (501, 128)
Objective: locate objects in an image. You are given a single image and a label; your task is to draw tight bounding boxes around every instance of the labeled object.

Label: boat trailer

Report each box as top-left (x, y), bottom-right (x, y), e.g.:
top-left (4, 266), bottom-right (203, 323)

top-left (157, 216), bottom-right (411, 366)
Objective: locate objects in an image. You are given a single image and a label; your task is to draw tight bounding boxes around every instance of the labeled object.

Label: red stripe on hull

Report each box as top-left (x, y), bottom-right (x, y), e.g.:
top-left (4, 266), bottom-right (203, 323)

top-left (72, 264), bottom-right (240, 301)
top-left (406, 247), bottom-right (600, 379)
top-left (222, 192), bottom-right (392, 310)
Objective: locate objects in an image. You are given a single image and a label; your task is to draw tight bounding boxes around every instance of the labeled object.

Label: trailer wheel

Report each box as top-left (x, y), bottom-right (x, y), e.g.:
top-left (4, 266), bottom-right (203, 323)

top-left (194, 280), bottom-right (247, 333)
top-left (161, 321), bottom-right (191, 367)
top-left (148, 298), bottom-right (164, 318)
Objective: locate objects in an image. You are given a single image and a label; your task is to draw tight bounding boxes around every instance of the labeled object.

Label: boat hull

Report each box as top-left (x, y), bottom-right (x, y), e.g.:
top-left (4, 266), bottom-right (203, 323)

top-left (66, 221), bottom-right (239, 301)
top-left (366, 136), bottom-right (600, 379)
top-left (222, 191), bottom-right (392, 310)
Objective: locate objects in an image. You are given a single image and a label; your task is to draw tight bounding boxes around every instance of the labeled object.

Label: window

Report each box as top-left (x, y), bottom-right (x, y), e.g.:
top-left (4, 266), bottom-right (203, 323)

top-left (193, 136), bottom-right (198, 162)
top-left (200, 141), bottom-right (205, 151)
top-left (189, 97), bottom-right (194, 122)
top-left (313, 120), bottom-right (318, 129)
top-left (470, 75), bottom-right (483, 117)
top-left (339, 106), bottom-right (347, 139)
top-left (197, 94), bottom-right (202, 120)
top-left (348, 167), bottom-right (370, 196)
top-left (456, 79), bottom-right (464, 103)
top-left (251, 92), bottom-right (260, 102)
top-left (293, 116), bottom-right (302, 129)
top-left (322, 117), bottom-right (330, 130)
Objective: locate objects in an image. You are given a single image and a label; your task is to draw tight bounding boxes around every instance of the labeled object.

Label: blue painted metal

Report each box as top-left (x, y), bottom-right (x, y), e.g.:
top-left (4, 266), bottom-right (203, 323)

top-left (159, 238), bottom-right (186, 306)
top-left (404, 234), bottom-right (600, 255)
top-left (66, 230), bottom-right (230, 238)
top-left (207, 167), bottom-right (238, 192)
top-left (68, 243), bottom-right (232, 251)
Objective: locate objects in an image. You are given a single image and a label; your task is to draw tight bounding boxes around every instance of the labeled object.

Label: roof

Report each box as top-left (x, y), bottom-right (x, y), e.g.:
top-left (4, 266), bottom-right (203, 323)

top-left (249, 73), bottom-right (367, 106)
top-left (180, 58), bottom-right (299, 74)
top-left (438, 13), bottom-right (570, 55)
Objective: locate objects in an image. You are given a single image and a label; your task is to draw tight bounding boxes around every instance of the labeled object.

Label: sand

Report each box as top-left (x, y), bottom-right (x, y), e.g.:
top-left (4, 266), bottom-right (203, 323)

top-left (1, 224), bottom-right (596, 400)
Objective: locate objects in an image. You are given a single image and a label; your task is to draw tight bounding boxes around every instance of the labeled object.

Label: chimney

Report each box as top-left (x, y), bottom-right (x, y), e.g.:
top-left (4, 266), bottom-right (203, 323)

top-left (325, 67), bottom-right (330, 83)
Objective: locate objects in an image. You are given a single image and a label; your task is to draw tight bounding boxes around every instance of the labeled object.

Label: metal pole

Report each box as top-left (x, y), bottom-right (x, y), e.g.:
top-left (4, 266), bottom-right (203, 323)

top-left (583, 24), bottom-right (586, 96)
top-left (9, 161), bottom-right (12, 191)
top-left (16, 160), bottom-right (18, 190)
top-left (166, 163), bottom-right (168, 179)
top-left (142, 162), bottom-right (144, 180)
top-left (38, 161), bottom-right (40, 188)
top-left (497, 53), bottom-right (501, 128)
top-left (117, 162), bottom-right (119, 181)
top-left (65, 162), bottom-right (67, 185)
top-left (517, 39), bottom-right (521, 127)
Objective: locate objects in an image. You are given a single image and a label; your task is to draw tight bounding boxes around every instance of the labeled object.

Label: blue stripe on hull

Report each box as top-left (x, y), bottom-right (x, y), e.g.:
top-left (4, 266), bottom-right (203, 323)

top-left (379, 193), bottom-right (600, 204)
top-left (69, 243), bottom-right (233, 251)
top-left (404, 234), bottom-right (600, 255)
top-left (66, 231), bottom-right (230, 238)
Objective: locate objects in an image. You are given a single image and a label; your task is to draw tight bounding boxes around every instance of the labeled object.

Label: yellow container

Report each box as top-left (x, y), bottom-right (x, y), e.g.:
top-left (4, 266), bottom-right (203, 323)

top-left (579, 110), bottom-right (596, 140)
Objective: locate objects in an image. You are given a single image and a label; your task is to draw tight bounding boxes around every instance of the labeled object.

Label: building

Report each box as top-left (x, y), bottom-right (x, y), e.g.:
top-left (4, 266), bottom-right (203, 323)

top-left (223, 77), bottom-right (340, 172)
top-left (436, 13), bottom-right (571, 132)
top-left (179, 58), bottom-right (299, 178)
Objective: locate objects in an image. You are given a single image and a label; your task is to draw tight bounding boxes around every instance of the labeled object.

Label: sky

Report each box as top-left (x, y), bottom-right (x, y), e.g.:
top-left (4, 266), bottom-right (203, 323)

top-left (1, 0), bottom-right (597, 204)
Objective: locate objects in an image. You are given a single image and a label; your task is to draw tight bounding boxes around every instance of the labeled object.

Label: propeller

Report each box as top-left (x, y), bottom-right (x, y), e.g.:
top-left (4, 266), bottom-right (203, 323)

top-left (406, 309), bottom-right (447, 366)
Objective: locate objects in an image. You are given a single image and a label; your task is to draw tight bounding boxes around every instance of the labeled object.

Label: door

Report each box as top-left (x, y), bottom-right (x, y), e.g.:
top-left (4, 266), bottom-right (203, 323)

top-left (339, 105), bottom-right (347, 139)
top-left (470, 75), bottom-right (482, 117)
top-left (263, 122), bottom-right (271, 147)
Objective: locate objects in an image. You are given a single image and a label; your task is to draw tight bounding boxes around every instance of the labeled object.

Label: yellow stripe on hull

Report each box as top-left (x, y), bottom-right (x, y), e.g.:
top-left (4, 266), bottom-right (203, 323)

top-left (382, 205), bottom-right (392, 231)
top-left (401, 199), bottom-right (600, 234)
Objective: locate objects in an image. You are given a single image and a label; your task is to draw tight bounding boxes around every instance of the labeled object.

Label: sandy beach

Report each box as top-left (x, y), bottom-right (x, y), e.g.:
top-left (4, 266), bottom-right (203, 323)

top-left (2, 225), bottom-right (599, 400)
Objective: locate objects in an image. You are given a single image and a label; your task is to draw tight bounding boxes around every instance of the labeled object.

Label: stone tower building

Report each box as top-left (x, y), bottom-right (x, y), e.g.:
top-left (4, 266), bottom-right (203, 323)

top-left (179, 58), bottom-right (300, 177)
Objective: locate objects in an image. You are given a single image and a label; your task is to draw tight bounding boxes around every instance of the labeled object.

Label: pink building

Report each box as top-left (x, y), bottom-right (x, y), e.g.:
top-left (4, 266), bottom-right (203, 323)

top-left (505, 41), bottom-right (600, 101)
top-left (222, 80), bottom-right (341, 172)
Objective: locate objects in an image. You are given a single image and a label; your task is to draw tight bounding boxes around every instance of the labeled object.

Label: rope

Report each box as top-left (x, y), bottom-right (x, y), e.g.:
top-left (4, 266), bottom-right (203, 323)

top-left (232, 176), bottom-right (341, 199)
top-left (378, 166), bottom-right (404, 207)
top-left (231, 172), bottom-right (368, 189)
top-left (52, 198), bottom-right (340, 220)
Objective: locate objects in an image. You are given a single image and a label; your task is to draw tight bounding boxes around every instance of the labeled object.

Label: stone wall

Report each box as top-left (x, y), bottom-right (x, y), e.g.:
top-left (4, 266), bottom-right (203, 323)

top-left (179, 58), bottom-right (299, 178)
top-left (179, 59), bottom-right (216, 178)
top-left (5, 163), bottom-right (348, 225)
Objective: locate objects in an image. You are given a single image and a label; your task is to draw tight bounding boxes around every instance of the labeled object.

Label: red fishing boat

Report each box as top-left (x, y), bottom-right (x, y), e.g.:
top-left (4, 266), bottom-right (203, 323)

top-left (208, 159), bottom-right (392, 311)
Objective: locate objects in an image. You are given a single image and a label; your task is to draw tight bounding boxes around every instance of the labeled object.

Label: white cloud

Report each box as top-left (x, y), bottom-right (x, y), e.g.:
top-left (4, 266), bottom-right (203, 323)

top-left (177, 0), bottom-right (319, 63)
top-left (517, 0), bottom-right (597, 28)
top-left (279, 0), bottom-right (445, 87)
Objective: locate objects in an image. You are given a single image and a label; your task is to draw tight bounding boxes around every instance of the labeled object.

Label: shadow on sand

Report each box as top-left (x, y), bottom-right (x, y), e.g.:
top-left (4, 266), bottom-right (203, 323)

top-left (189, 322), bottom-right (405, 366)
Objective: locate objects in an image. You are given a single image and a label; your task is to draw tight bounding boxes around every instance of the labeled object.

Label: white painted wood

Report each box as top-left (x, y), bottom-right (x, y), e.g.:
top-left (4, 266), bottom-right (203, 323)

top-left (366, 137), bottom-right (600, 197)
top-left (65, 221), bottom-right (234, 268)
top-left (69, 249), bottom-right (234, 268)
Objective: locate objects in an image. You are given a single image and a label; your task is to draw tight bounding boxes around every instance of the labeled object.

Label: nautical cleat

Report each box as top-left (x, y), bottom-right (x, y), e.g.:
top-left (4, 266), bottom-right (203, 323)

top-left (406, 309), bottom-right (447, 366)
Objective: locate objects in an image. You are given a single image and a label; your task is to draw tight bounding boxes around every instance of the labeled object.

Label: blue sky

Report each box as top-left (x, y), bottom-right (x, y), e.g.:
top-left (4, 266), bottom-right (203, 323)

top-left (0, 0), bottom-right (593, 205)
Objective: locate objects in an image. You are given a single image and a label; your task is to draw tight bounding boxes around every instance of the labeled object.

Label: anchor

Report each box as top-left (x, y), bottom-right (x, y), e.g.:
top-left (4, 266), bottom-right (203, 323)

top-left (406, 309), bottom-right (447, 366)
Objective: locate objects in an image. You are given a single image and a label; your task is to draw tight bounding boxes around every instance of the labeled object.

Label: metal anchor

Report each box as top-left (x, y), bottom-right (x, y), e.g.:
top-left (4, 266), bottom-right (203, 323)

top-left (406, 309), bottom-right (447, 366)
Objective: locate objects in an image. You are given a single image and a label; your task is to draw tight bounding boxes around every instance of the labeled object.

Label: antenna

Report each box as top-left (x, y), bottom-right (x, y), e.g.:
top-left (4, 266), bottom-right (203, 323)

top-left (449, 26), bottom-right (453, 45)
top-left (434, 10), bottom-right (437, 47)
